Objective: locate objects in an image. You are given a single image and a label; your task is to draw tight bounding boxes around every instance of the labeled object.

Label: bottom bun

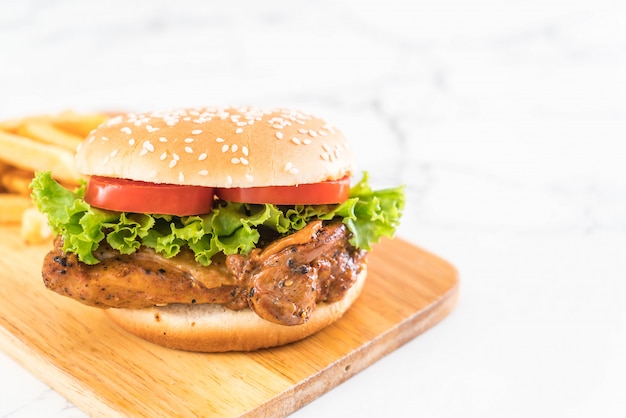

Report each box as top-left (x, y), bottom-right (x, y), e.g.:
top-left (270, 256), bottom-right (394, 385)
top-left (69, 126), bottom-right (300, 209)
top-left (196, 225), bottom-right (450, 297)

top-left (105, 266), bottom-right (367, 352)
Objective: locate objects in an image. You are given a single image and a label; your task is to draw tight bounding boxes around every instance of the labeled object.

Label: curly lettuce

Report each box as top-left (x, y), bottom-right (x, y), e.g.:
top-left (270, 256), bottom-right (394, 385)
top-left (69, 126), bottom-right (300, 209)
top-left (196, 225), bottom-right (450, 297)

top-left (31, 171), bottom-right (404, 266)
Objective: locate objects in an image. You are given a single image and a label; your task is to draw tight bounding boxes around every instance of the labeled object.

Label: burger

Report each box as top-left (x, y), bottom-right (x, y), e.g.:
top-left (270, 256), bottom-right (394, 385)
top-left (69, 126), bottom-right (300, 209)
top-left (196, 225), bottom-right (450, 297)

top-left (30, 106), bottom-right (404, 352)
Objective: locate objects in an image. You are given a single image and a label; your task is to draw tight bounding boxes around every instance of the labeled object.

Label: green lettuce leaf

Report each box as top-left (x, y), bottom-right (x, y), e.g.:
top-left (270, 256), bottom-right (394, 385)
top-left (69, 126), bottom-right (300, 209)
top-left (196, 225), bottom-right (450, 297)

top-left (30, 171), bottom-right (405, 266)
top-left (334, 172), bottom-right (405, 250)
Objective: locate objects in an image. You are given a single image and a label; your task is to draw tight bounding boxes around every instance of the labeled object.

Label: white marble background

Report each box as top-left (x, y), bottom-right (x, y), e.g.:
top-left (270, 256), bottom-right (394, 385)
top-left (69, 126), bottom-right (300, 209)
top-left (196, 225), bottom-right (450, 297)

top-left (1, 0), bottom-right (625, 417)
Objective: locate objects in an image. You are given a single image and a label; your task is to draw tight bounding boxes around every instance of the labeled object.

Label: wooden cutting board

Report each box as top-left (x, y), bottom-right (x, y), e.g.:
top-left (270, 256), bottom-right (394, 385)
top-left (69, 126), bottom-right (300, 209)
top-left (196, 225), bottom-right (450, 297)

top-left (0, 225), bottom-right (458, 417)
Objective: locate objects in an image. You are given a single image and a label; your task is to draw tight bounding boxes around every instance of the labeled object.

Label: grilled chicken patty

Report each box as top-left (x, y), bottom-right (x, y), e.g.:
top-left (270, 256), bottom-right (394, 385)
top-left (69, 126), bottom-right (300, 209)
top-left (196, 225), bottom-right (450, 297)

top-left (42, 221), bottom-right (366, 326)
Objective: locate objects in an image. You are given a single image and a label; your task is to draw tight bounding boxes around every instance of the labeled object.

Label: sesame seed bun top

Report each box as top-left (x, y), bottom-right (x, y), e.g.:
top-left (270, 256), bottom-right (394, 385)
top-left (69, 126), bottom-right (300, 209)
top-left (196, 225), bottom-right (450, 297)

top-left (75, 106), bottom-right (355, 188)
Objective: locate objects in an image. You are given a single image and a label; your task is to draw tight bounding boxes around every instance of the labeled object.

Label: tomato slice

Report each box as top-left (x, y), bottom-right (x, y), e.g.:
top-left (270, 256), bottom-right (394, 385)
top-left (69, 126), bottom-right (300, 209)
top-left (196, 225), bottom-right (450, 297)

top-left (216, 176), bottom-right (351, 205)
top-left (84, 176), bottom-right (215, 216)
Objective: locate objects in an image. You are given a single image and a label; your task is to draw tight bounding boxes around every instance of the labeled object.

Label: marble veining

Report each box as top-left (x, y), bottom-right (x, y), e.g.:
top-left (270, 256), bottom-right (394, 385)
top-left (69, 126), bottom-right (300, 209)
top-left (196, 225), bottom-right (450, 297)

top-left (1, 0), bottom-right (625, 417)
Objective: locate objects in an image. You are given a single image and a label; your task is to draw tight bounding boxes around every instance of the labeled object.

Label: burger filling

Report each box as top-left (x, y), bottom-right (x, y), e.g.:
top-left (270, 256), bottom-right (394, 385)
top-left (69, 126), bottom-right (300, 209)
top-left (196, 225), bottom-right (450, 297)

top-left (31, 171), bottom-right (404, 326)
top-left (43, 221), bottom-right (364, 326)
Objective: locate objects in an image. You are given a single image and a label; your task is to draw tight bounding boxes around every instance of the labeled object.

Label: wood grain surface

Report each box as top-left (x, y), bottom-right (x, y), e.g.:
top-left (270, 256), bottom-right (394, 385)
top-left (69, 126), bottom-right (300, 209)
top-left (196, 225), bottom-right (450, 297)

top-left (0, 226), bottom-right (458, 417)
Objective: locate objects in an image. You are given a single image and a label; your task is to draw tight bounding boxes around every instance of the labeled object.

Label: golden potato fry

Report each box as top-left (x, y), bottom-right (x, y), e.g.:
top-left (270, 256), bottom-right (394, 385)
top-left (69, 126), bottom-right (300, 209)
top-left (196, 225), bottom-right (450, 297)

top-left (21, 206), bottom-right (53, 244)
top-left (0, 109), bottom-right (108, 235)
top-left (17, 121), bottom-right (83, 152)
top-left (1, 168), bottom-right (33, 196)
top-left (0, 110), bottom-right (109, 138)
top-left (0, 130), bottom-right (81, 184)
top-left (0, 114), bottom-right (51, 133)
top-left (52, 110), bottom-right (109, 137)
top-left (0, 194), bottom-right (32, 223)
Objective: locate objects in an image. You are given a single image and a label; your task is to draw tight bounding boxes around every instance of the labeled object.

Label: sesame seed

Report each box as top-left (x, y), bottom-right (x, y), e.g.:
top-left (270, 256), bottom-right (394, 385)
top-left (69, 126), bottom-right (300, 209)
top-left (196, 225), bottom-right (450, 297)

top-left (242, 146), bottom-right (249, 156)
top-left (169, 159), bottom-right (177, 168)
top-left (139, 149), bottom-right (148, 157)
top-left (319, 130), bottom-right (328, 136)
top-left (121, 127), bottom-right (132, 134)
top-left (322, 144), bottom-right (332, 152)
top-left (101, 136), bottom-right (109, 141)
top-left (289, 167), bottom-right (299, 174)
top-left (291, 137), bottom-right (301, 145)
top-left (107, 116), bottom-right (123, 126)
top-left (298, 128), bottom-right (308, 134)
top-left (110, 149), bottom-right (118, 158)
top-left (191, 129), bottom-right (203, 135)
top-left (160, 152), bottom-right (167, 160)
top-left (308, 130), bottom-right (318, 137)
top-left (226, 175), bottom-right (233, 185)
top-left (198, 153), bottom-right (207, 161)
top-left (172, 153), bottom-right (180, 161)
top-left (241, 157), bottom-right (249, 165)
top-left (231, 144), bottom-right (238, 152)
top-left (185, 146), bottom-right (193, 153)
top-left (272, 124), bottom-right (283, 129)
top-left (303, 139), bottom-right (312, 145)
top-left (166, 121), bottom-right (176, 126)
top-left (88, 136), bottom-right (95, 143)
top-left (231, 157), bottom-right (240, 164)
top-left (222, 144), bottom-right (229, 153)
top-left (143, 140), bottom-right (154, 152)
top-left (128, 138), bottom-right (135, 146)
top-left (179, 172), bottom-right (185, 182)
top-left (146, 125), bottom-right (159, 133)
top-left (184, 138), bottom-right (194, 143)
top-left (159, 137), bottom-right (168, 142)
top-left (246, 174), bottom-right (254, 182)
top-left (236, 121), bottom-right (247, 127)
top-left (321, 153), bottom-right (330, 161)
top-left (276, 132), bottom-right (283, 140)
top-left (199, 170), bottom-right (209, 176)
top-left (235, 128), bottom-right (243, 134)
top-left (103, 156), bottom-right (110, 164)
top-left (284, 162), bottom-right (293, 171)
top-left (216, 137), bottom-right (225, 143)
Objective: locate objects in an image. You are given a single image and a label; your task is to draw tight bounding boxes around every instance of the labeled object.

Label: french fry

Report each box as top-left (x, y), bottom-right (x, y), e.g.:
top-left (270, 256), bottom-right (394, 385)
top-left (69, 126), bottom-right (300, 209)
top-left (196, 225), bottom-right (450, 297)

top-left (1, 168), bottom-right (33, 196)
top-left (0, 114), bottom-right (51, 133)
top-left (0, 194), bottom-right (32, 223)
top-left (20, 207), bottom-right (53, 244)
top-left (0, 110), bottom-right (108, 138)
top-left (0, 110), bottom-right (110, 236)
top-left (52, 110), bottom-right (109, 137)
top-left (0, 130), bottom-right (81, 184)
top-left (17, 120), bottom-right (83, 152)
